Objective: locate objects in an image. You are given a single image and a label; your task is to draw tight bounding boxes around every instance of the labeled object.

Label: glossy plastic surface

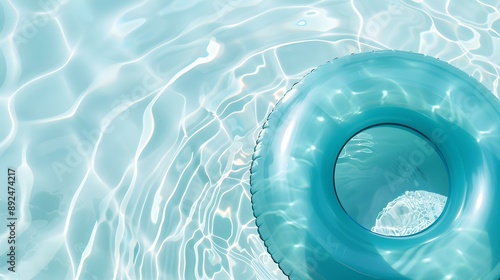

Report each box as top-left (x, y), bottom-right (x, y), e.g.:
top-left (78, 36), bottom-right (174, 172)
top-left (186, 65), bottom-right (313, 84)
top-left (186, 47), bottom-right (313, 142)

top-left (250, 51), bottom-right (500, 279)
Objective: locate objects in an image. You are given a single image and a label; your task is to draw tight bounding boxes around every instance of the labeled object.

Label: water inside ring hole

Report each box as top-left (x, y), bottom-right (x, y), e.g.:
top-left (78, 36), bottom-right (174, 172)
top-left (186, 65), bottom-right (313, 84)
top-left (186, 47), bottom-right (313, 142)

top-left (334, 125), bottom-right (449, 237)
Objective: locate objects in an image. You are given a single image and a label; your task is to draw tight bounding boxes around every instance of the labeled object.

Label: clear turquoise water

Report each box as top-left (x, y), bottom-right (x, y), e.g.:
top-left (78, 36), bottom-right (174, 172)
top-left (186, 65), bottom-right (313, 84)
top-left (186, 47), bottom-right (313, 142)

top-left (0, 0), bottom-right (498, 279)
top-left (335, 125), bottom-right (450, 236)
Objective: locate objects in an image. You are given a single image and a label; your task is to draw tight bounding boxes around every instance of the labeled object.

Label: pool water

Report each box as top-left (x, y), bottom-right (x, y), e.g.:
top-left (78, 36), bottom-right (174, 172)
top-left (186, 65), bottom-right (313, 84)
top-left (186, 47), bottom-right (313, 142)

top-left (335, 125), bottom-right (450, 236)
top-left (0, 0), bottom-right (498, 279)
top-left (371, 190), bottom-right (447, 236)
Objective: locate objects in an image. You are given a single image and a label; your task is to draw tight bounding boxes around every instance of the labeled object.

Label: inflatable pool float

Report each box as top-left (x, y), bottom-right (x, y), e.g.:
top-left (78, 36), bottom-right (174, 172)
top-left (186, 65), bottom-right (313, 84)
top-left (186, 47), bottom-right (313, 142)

top-left (250, 51), bottom-right (500, 279)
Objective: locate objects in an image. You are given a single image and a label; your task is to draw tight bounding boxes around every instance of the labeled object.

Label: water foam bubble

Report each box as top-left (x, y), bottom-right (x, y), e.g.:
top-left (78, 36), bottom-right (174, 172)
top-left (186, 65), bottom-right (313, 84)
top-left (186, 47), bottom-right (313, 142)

top-left (372, 190), bottom-right (447, 236)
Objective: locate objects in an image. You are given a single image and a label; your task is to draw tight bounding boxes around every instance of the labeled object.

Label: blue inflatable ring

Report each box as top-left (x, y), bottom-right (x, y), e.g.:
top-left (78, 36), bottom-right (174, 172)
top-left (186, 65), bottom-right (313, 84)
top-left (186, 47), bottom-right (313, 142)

top-left (250, 51), bottom-right (500, 279)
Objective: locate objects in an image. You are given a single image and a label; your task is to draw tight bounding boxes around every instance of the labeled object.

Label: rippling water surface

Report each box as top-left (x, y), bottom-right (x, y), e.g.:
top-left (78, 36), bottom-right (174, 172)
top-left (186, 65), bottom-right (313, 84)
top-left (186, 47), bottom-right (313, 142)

top-left (0, 0), bottom-right (498, 279)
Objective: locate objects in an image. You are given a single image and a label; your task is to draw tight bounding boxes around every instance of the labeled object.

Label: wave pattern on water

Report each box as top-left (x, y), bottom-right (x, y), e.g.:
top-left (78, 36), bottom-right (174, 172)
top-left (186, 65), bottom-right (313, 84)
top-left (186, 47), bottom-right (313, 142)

top-left (372, 190), bottom-right (447, 236)
top-left (0, 0), bottom-right (498, 279)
